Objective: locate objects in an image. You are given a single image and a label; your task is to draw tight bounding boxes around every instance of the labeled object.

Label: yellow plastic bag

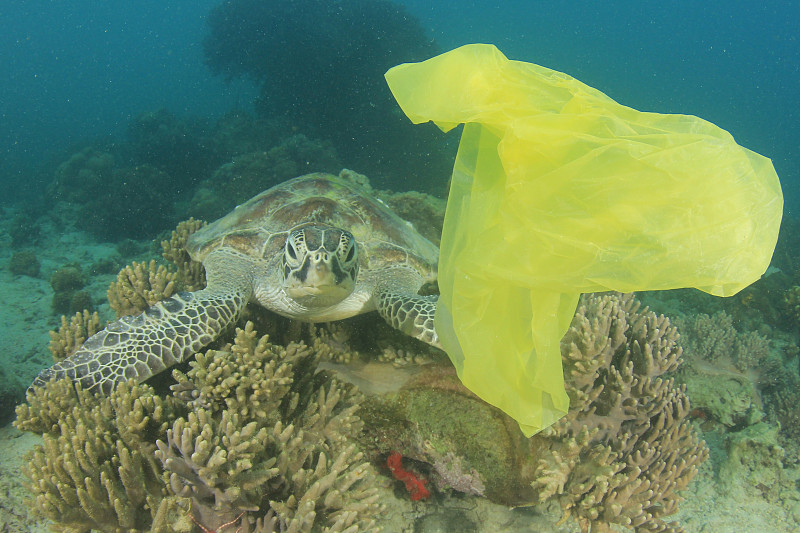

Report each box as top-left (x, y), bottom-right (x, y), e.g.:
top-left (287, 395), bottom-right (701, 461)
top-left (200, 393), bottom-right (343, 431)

top-left (385, 44), bottom-right (783, 436)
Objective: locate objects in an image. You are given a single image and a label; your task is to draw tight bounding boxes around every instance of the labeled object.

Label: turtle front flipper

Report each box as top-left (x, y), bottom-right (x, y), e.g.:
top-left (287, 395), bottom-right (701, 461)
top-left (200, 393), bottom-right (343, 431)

top-left (376, 290), bottom-right (442, 349)
top-left (31, 249), bottom-right (255, 393)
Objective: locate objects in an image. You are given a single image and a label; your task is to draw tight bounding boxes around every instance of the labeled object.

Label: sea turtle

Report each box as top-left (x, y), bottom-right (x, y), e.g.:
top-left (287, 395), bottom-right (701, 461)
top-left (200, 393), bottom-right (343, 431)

top-left (33, 171), bottom-right (441, 393)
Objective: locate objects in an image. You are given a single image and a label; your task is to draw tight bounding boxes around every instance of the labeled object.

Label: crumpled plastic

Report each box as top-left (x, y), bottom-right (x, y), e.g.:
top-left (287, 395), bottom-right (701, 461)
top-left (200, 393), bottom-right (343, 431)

top-left (385, 43), bottom-right (783, 436)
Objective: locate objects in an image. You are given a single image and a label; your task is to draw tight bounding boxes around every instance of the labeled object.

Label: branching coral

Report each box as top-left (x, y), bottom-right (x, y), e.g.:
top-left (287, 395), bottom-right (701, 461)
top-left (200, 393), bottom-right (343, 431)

top-left (672, 310), bottom-right (773, 427)
top-left (49, 310), bottom-right (103, 362)
top-left (15, 322), bottom-right (380, 533)
top-left (675, 310), bottom-right (771, 371)
top-left (160, 322), bottom-right (380, 532)
top-left (14, 380), bottom-right (180, 531)
top-left (161, 218), bottom-right (207, 292)
top-left (107, 260), bottom-right (179, 318)
top-left (529, 293), bottom-right (708, 533)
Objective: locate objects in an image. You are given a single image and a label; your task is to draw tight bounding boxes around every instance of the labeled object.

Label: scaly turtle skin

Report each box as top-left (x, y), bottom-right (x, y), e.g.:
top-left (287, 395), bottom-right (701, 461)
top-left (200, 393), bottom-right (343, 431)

top-left (33, 172), bottom-right (441, 393)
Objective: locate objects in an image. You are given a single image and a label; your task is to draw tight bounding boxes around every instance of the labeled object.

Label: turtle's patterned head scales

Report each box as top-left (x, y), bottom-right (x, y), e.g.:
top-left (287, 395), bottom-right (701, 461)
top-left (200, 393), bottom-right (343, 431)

top-left (282, 223), bottom-right (358, 306)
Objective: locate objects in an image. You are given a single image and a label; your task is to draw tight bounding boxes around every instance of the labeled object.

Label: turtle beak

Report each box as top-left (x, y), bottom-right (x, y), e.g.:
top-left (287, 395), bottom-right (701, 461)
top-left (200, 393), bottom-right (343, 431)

top-left (306, 257), bottom-right (334, 287)
top-left (286, 251), bottom-right (354, 303)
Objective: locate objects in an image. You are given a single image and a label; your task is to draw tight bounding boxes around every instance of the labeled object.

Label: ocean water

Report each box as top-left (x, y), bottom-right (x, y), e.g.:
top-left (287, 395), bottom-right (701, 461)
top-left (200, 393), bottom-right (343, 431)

top-left (1, 1), bottom-right (799, 532)
top-left (1, 1), bottom-right (797, 204)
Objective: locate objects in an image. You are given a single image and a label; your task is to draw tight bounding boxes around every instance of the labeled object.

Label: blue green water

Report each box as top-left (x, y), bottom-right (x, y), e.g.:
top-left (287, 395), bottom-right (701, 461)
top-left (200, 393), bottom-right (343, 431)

top-left (1, 0), bottom-right (797, 206)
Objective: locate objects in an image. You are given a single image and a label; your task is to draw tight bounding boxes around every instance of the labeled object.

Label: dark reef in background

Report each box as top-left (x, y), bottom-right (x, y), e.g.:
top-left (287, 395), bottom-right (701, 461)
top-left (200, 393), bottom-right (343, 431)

top-left (46, 147), bottom-right (176, 241)
top-left (127, 109), bottom-right (218, 190)
top-left (203, 0), bottom-right (454, 193)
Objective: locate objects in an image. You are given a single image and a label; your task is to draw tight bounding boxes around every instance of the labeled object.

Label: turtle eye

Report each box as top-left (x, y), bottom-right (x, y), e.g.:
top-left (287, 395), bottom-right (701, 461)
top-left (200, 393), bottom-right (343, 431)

top-left (286, 241), bottom-right (298, 261)
top-left (344, 243), bottom-right (355, 263)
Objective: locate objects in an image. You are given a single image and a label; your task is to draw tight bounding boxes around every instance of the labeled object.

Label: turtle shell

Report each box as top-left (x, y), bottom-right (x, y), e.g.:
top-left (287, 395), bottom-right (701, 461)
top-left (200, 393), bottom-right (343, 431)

top-left (186, 172), bottom-right (438, 283)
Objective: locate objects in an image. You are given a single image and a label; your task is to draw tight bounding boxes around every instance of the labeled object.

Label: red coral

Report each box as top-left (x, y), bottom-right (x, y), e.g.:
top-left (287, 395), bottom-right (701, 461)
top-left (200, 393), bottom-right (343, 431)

top-left (387, 451), bottom-right (430, 501)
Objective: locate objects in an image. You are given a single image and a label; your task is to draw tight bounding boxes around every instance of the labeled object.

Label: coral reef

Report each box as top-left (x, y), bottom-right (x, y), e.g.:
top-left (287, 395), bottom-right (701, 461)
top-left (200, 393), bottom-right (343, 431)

top-left (48, 310), bottom-right (103, 362)
top-left (107, 260), bottom-right (179, 318)
top-left (758, 349), bottom-right (800, 444)
top-left (102, 218), bottom-right (208, 320)
top-left (50, 264), bottom-right (90, 315)
top-left (9, 213), bottom-right (41, 248)
top-left (208, 111), bottom-right (283, 161)
top-left (8, 250), bottom-right (40, 277)
top-left (675, 311), bottom-right (771, 372)
top-left (670, 310), bottom-right (800, 434)
top-left (161, 218), bottom-right (207, 292)
top-left (382, 190), bottom-right (446, 247)
top-left (782, 284), bottom-right (800, 324)
top-left (127, 109), bottom-right (217, 187)
top-left (81, 164), bottom-right (175, 241)
top-left (528, 293), bottom-right (708, 533)
top-left (360, 293), bottom-right (707, 532)
top-left (15, 380), bottom-right (178, 530)
top-left (46, 146), bottom-right (178, 240)
top-left (202, 0), bottom-right (452, 190)
top-left (47, 147), bottom-right (115, 204)
top-left (681, 372), bottom-right (763, 427)
top-left (309, 323), bottom-right (360, 364)
top-left (0, 366), bottom-right (23, 427)
top-left (360, 363), bottom-right (524, 502)
top-left (15, 322), bottom-right (381, 532)
top-left (718, 422), bottom-right (787, 498)
top-left (50, 265), bottom-right (85, 294)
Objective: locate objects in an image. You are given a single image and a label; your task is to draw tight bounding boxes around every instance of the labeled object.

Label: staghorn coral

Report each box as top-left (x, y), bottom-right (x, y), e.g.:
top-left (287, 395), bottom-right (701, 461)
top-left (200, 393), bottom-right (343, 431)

top-left (14, 380), bottom-right (181, 531)
top-left (16, 321), bottom-right (380, 533)
top-left (161, 218), bottom-right (207, 292)
top-left (159, 322), bottom-right (380, 532)
top-left (529, 293), bottom-right (708, 533)
top-left (355, 293), bottom-right (705, 530)
top-left (107, 260), bottom-right (179, 318)
top-left (48, 310), bottom-right (103, 362)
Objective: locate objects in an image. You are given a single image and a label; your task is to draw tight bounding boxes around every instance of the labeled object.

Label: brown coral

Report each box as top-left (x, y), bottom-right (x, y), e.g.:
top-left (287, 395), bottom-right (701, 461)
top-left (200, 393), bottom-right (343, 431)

top-left (675, 310), bottom-right (771, 371)
top-left (530, 293), bottom-right (708, 533)
top-left (161, 218), bottom-right (207, 291)
top-left (48, 310), bottom-right (103, 362)
top-left (14, 380), bottom-right (180, 531)
top-left (16, 321), bottom-right (380, 533)
top-left (107, 260), bottom-right (179, 318)
top-left (159, 322), bottom-right (380, 532)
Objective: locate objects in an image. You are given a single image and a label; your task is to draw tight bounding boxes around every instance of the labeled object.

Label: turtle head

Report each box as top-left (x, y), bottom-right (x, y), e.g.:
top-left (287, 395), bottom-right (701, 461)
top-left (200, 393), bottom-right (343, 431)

top-left (282, 223), bottom-right (358, 306)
